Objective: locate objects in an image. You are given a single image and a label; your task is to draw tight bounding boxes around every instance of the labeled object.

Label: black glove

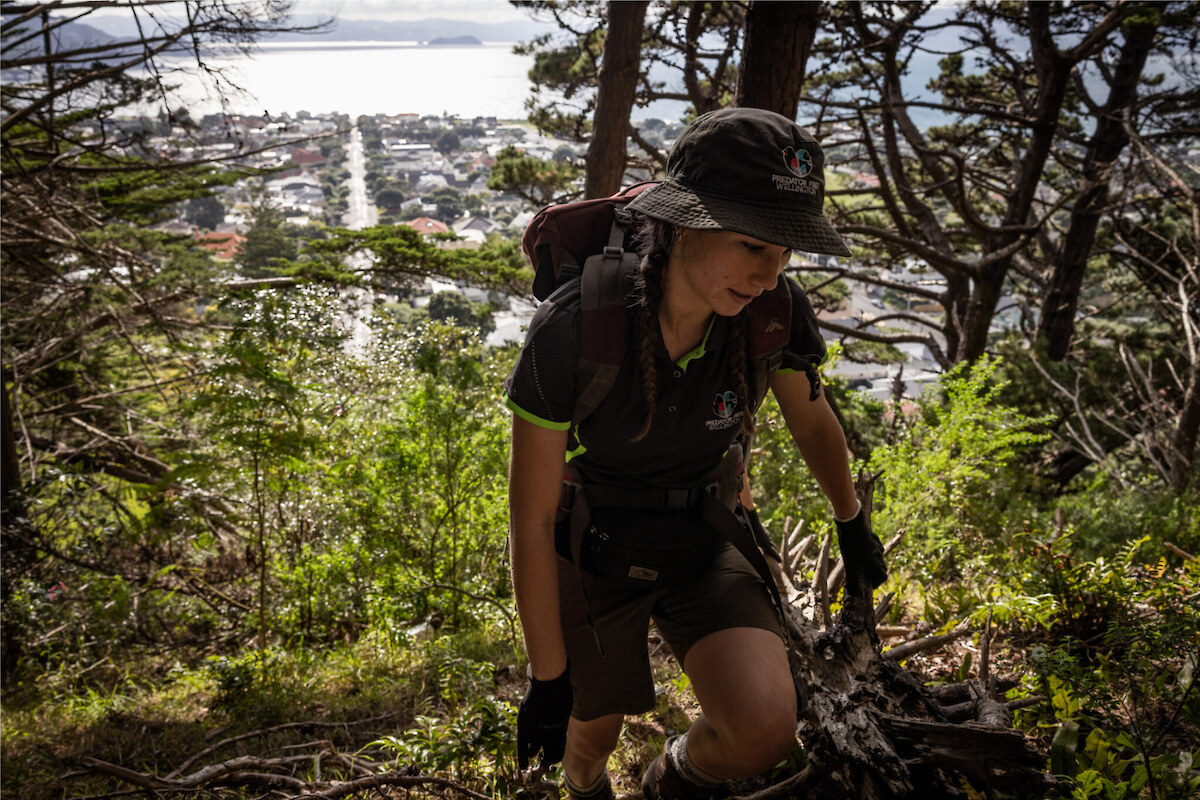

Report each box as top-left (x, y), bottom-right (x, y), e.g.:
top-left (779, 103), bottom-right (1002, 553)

top-left (517, 663), bottom-right (573, 770)
top-left (836, 506), bottom-right (888, 592)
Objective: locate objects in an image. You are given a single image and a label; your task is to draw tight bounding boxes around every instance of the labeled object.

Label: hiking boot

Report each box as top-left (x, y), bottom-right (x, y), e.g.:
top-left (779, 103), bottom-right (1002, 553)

top-left (565, 770), bottom-right (616, 800)
top-left (641, 742), bottom-right (725, 800)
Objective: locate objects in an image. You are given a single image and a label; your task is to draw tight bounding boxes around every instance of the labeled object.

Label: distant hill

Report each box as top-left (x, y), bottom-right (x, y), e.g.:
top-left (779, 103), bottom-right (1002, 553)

top-left (274, 16), bottom-right (550, 43)
top-left (78, 13), bottom-right (553, 44)
top-left (2, 17), bottom-right (119, 61)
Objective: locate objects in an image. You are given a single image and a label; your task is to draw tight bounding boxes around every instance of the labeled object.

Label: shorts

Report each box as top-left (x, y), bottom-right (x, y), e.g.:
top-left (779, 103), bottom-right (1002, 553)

top-left (556, 540), bottom-right (783, 721)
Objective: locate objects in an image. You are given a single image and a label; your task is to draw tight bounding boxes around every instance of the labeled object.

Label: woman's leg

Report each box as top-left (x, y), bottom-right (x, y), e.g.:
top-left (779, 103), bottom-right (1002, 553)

top-left (563, 713), bottom-right (624, 787)
top-left (681, 626), bottom-right (797, 779)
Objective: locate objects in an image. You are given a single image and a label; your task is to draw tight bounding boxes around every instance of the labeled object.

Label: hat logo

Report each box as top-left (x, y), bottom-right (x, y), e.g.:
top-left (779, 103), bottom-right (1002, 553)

top-left (783, 147), bottom-right (813, 178)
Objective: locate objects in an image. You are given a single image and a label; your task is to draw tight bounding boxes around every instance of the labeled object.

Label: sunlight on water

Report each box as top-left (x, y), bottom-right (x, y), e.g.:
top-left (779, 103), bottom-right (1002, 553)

top-left (147, 42), bottom-right (535, 119)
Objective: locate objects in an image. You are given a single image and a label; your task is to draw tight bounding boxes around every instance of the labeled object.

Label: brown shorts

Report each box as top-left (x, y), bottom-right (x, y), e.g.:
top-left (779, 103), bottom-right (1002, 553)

top-left (556, 541), bottom-right (783, 721)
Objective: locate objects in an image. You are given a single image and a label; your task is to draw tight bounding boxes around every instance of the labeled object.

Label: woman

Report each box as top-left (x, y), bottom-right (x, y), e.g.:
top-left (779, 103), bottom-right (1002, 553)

top-left (504, 108), bottom-right (887, 800)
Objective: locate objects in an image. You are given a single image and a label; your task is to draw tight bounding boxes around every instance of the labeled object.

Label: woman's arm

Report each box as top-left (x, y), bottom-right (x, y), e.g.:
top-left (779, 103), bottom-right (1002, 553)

top-left (770, 369), bottom-right (860, 520)
top-left (509, 414), bottom-right (570, 680)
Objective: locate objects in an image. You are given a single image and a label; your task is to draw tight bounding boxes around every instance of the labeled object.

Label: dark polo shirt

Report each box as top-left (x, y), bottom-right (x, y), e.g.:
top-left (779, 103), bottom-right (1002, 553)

top-left (504, 275), bottom-right (826, 490)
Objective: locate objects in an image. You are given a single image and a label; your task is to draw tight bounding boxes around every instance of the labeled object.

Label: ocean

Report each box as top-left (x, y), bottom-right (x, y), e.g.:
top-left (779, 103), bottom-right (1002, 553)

top-left (151, 41), bottom-right (963, 128)
top-left (153, 41), bottom-right (689, 122)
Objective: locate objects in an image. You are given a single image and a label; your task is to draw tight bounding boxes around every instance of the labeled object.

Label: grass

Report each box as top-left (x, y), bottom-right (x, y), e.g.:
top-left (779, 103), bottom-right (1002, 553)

top-left (2, 629), bottom-right (506, 799)
top-left (1, 624), bottom-right (704, 800)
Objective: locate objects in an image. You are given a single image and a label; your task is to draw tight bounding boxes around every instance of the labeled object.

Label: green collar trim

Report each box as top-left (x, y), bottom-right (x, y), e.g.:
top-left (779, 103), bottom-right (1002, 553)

top-left (675, 315), bottom-right (717, 372)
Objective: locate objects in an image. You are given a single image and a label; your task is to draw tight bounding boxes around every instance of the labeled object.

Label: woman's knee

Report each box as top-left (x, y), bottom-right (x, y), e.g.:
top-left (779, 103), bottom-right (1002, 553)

top-left (566, 714), bottom-right (623, 763)
top-left (720, 695), bottom-right (796, 769)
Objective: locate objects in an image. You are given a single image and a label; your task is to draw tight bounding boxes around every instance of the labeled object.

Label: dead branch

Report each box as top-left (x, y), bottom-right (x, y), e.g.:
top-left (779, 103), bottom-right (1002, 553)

top-left (168, 714), bottom-right (400, 779)
top-left (875, 592), bottom-right (896, 624)
top-left (882, 620), bottom-right (972, 661)
top-left (78, 752), bottom-right (494, 800)
top-left (978, 610), bottom-right (993, 689)
top-left (295, 773), bottom-right (493, 800)
top-left (1166, 541), bottom-right (1197, 562)
top-left (815, 528), bottom-right (833, 629)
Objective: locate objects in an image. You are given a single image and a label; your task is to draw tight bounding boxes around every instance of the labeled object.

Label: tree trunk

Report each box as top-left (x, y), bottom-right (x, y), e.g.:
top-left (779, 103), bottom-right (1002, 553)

top-left (959, 4), bottom-right (1074, 362)
top-left (0, 378), bottom-right (30, 684)
top-left (1039, 19), bottom-right (1159, 360)
top-left (734, 0), bottom-right (819, 119)
top-left (584, 1), bottom-right (648, 199)
top-left (1171, 361), bottom-right (1200, 492)
top-left (1, 378), bottom-right (22, 530)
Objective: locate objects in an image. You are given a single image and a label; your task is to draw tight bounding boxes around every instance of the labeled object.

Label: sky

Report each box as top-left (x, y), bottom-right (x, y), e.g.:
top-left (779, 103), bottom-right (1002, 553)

top-left (81, 0), bottom-right (538, 25)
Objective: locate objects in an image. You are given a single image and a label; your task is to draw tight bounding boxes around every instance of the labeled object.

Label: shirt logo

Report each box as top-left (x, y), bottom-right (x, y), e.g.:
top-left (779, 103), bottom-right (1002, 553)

top-left (765, 319), bottom-right (786, 333)
top-left (713, 390), bottom-right (738, 419)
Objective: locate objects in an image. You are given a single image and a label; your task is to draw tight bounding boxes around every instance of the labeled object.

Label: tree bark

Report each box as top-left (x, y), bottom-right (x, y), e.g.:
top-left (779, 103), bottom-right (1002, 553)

top-left (1171, 360), bottom-right (1200, 492)
top-left (1039, 17), bottom-right (1159, 360)
top-left (584, 1), bottom-right (648, 199)
top-left (735, 0), bottom-right (819, 119)
top-left (0, 378), bottom-right (31, 685)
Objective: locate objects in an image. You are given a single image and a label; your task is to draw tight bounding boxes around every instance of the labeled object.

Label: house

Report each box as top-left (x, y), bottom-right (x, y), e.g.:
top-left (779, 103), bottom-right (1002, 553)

top-left (453, 216), bottom-right (498, 236)
top-left (266, 171), bottom-right (320, 196)
top-left (404, 217), bottom-right (450, 236)
top-left (509, 210), bottom-right (536, 231)
top-left (193, 229), bottom-right (245, 261)
top-left (289, 147), bottom-right (326, 167)
top-left (415, 174), bottom-right (449, 194)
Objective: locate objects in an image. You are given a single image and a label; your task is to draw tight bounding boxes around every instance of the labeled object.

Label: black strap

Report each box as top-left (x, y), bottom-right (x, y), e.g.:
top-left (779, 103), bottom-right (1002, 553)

top-left (699, 495), bottom-right (786, 617)
top-left (583, 483), bottom-right (713, 512)
top-left (574, 217), bottom-right (640, 427)
top-left (568, 488), bottom-right (606, 657)
top-left (697, 493), bottom-right (805, 712)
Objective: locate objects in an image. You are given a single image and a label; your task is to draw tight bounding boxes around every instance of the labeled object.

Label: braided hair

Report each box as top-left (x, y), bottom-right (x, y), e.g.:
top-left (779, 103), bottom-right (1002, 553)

top-left (630, 216), bottom-right (754, 442)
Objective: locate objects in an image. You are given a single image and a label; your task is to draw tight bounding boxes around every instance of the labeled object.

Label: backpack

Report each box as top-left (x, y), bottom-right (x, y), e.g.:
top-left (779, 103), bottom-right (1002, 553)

top-left (520, 184), bottom-right (813, 430)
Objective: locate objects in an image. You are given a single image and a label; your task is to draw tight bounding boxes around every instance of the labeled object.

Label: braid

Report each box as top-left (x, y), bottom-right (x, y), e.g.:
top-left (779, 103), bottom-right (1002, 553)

top-left (728, 309), bottom-right (756, 440)
top-left (631, 216), bottom-right (672, 441)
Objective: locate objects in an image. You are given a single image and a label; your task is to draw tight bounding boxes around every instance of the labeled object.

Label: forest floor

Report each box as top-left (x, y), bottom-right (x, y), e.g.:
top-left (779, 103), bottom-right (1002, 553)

top-left (1, 620), bottom-right (1048, 800)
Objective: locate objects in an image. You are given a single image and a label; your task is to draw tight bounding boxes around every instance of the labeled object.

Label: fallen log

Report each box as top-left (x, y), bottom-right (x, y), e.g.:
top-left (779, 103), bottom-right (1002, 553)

top-left (761, 471), bottom-right (1053, 799)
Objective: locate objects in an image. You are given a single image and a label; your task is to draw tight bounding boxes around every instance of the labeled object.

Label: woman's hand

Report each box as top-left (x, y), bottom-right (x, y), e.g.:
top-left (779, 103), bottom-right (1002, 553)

top-left (835, 506), bottom-right (888, 591)
top-left (517, 663), bottom-right (573, 770)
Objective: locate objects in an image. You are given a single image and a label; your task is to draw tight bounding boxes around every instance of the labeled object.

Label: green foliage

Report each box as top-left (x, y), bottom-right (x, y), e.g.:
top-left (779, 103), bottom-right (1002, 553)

top-left (427, 290), bottom-right (495, 338)
top-left (435, 129), bottom-right (462, 154)
top-left (184, 195), bottom-right (226, 231)
top-left (375, 185), bottom-right (408, 209)
top-left (370, 695), bottom-right (516, 779)
top-left (423, 185), bottom-right (465, 223)
top-left (1031, 548), bottom-right (1200, 799)
top-left (487, 144), bottom-right (580, 206)
top-left (868, 357), bottom-right (1051, 579)
top-left (302, 223), bottom-right (529, 294)
top-left (842, 339), bottom-right (905, 366)
top-left (188, 285), bottom-right (354, 641)
top-left (239, 192), bottom-right (300, 276)
top-left (371, 322), bottom-right (511, 629)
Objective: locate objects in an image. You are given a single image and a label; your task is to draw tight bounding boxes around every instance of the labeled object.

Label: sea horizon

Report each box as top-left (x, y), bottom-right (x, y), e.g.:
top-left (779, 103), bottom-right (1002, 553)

top-left (146, 41), bottom-right (692, 123)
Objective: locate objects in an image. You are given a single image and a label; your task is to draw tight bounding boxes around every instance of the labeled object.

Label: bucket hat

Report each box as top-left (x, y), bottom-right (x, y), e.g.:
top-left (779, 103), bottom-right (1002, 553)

top-left (628, 107), bottom-right (851, 257)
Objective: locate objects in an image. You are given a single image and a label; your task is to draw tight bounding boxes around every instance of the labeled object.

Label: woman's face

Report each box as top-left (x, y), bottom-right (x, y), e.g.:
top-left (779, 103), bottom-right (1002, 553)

top-left (669, 229), bottom-right (792, 317)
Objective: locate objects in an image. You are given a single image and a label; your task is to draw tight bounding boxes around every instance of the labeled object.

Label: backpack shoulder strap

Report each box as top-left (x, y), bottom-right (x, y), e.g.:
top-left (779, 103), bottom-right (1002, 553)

top-left (745, 277), bottom-right (794, 411)
top-left (574, 211), bottom-right (640, 426)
